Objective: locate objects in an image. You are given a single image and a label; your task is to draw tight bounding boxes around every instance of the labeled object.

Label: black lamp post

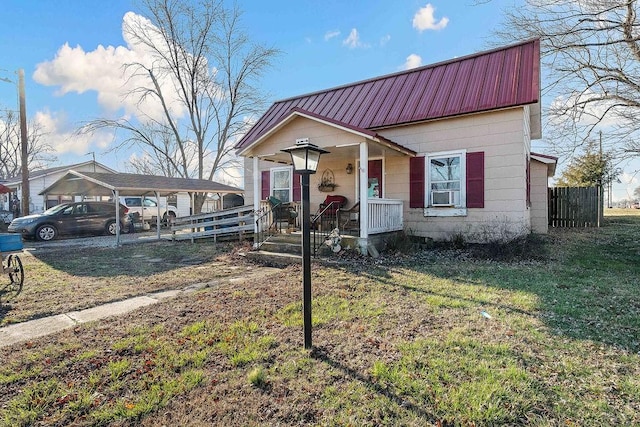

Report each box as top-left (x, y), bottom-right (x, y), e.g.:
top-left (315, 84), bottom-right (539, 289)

top-left (282, 139), bottom-right (329, 349)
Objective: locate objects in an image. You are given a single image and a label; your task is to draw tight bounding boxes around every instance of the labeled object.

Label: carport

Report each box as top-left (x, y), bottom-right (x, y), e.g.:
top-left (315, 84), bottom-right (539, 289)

top-left (39, 170), bottom-right (244, 245)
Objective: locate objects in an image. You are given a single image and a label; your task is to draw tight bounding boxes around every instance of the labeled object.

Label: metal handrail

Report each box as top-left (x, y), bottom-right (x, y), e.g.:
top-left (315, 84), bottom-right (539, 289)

top-left (311, 201), bottom-right (339, 257)
top-left (254, 201), bottom-right (294, 249)
top-left (254, 206), bottom-right (273, 249)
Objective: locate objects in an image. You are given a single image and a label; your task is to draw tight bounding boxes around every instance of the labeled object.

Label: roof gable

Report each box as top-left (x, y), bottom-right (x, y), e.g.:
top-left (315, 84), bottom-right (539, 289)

top-left (236, 39), bottom-right (541, 151)
top-left (39, 171), bottom-right (243, 197)
top-left (238, 108), bottom-right (416, 157)
top-left (5, 161), bottom-right (117, 186)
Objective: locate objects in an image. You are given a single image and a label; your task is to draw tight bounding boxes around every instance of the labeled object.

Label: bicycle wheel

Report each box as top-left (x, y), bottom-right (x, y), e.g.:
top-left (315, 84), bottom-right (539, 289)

top-left (7, 254), bottom-right (23, 292)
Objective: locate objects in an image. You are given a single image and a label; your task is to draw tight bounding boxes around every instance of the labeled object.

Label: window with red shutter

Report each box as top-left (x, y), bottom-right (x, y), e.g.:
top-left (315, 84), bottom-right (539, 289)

top-left (419, 150), bottom-right (484, 216)
top-left (262, 167), bottom-right (295, 202)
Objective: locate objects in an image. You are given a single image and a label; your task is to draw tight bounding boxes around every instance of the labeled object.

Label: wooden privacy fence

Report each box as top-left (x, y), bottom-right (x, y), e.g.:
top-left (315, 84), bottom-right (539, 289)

top-left (548, 186), bottom-right (602, 228)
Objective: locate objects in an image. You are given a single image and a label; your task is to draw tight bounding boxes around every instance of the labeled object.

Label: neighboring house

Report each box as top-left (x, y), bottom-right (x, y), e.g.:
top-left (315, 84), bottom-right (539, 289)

top-left (4, 161), bottom-right (117, 214)
top-left (6, 161), bottom-right (245, 217)
top-left (236, 39), bottom-right (556, 251)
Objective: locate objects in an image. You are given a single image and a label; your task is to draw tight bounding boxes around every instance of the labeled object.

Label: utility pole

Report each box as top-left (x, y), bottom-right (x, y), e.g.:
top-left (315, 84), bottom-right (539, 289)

top-left (18, 69), bottom-right (29, 216)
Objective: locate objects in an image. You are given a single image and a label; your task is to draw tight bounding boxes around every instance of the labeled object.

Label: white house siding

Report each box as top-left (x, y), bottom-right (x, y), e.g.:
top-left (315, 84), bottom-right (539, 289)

top-left (382, 108), bottom-right (532, 242)
top-left (28, 179), bottom-right (47, 213)
top-left (20, 163), bottom-right (115, 213)
top-left (530, 160), bottom-right (549, 233)
top-left (175, 193), bottom-right (192, 217)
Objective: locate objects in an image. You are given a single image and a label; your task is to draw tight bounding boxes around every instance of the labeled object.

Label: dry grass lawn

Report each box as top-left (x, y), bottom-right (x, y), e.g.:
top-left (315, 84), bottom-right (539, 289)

top-left (0, 213), bottom-right (639, 426)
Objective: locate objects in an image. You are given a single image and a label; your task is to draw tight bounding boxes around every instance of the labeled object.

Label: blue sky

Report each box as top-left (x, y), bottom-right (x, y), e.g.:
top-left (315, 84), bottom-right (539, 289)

top-left (0, 0), bottom-right (637, 200)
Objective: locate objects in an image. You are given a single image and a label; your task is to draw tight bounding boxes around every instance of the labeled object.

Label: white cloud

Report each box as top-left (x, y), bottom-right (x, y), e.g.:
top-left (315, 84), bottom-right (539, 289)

top-left (34, 110), bottom-right (114, 155)
top-left (613, 171), bottom-right (639, 202)
top-left (403, 54), bottom-right (423, 70)
top-left (413, 3), bottom-right (449, 32)
top-left (380, 34), bottom-right (391, 47)
top-left (33, 12), bottom-right (188, 124)
top-left (343, 28), bottom-right (369, 49)
top-left (324, 30), bottom-right (340, 41)
top-left (549, 90), bottom-right (628, 128)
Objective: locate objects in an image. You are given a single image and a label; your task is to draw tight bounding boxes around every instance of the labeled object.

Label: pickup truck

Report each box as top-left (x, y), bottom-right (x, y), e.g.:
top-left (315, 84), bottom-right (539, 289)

top-left (119, 197), bottom-right (178, 225)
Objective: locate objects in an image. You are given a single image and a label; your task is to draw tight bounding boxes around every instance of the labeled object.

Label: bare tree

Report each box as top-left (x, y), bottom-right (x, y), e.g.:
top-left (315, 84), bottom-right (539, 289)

top-left (491, 1), bottom-right (640, 160)
top-left (80, 0), bottom-right (279, 213)
top-left (0, 109), bottom-right (56, 180)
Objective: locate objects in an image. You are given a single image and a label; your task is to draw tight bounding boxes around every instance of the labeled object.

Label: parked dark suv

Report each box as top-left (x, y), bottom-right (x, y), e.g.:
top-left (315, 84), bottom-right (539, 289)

top-left (8, 201), bottom-right (131, 241)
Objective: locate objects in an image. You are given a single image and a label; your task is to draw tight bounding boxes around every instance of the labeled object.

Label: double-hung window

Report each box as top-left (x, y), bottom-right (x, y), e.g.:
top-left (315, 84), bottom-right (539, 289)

top-left (271, 167), bottom-right (292, 202)
top-left (429, 154), bottom-right (462, 206)
top-left (426, 150), bottom-right (467, 216)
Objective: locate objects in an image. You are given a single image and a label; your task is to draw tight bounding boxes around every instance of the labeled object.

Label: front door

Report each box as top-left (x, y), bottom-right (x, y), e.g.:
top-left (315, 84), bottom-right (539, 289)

top-left (367, 159), bottom-right (382, 198)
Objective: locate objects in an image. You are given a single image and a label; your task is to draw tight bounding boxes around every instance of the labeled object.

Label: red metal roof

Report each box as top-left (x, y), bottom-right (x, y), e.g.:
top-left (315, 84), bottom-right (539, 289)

top-left (236, 39), bottom-right (540, 151)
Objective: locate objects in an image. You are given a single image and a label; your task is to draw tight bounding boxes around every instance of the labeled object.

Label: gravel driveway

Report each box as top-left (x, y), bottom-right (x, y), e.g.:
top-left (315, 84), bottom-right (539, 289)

top-left (21, 230), bottom-right (171, 251)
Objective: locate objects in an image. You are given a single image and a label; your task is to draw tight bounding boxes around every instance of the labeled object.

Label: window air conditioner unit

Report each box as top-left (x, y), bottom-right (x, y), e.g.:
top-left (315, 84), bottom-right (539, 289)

top-left (432, 191), bottom-right (456, 206)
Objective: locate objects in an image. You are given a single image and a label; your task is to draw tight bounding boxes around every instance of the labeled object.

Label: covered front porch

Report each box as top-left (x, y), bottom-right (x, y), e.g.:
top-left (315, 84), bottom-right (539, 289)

top-left (240, 109), bottom-right (415, 254)
top-left (255, 198), bottom-right (404, 257)
top-left (258, 197), bottom-right (404, 237)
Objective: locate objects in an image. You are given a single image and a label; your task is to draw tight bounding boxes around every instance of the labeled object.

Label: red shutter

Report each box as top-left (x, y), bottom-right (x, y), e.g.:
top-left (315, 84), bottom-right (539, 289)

top-left (466, 152), bottom-right (484, 208)
top-left (409, 156), bottom-right (425, 208)
top-left (526, 156), bottom-right (531, 207)
top-left (292, 172), bottom-right (301, 201)
top-left (261, 171), bottom-right (270, 200)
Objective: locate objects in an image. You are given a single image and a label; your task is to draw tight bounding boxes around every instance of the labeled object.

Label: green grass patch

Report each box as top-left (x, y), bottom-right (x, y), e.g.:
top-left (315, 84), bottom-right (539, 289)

top-left (370, 337), bottom-right (540, 424)
top-left (277, 294), bottom-right (385, 328)
top-left (217, 320), bottom-right (276, 366)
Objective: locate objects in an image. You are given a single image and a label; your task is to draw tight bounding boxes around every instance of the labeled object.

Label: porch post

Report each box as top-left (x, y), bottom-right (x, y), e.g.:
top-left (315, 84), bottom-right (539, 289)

top-left (154, 190), bottom-right (161, 240)
top-left (114, 189), bottom-right (121, 247)
top-left (253, 156), bottom-right (260, 235)
top-left (359, 141), bottom-right (369, 254)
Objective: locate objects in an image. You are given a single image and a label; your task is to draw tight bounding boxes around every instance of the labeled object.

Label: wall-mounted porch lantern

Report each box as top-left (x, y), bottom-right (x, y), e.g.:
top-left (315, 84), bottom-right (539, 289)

top-left (346, 163), bottom-right (354, 174)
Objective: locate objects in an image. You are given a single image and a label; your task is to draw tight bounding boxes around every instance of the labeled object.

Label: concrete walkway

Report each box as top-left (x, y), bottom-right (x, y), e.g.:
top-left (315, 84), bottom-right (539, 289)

top-left (0, 267), bottom-right (281, 349)
top-left (0, 288), bottom-right (187, 349)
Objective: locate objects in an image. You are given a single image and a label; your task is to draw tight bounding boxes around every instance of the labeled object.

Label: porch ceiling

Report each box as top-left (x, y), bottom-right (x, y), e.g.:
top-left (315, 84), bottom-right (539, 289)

top-left (256, 138), bottom-right (408, 166)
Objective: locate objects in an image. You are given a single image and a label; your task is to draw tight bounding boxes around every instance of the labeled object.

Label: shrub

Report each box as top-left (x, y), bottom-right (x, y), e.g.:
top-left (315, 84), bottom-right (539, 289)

top-left (384, 230), bottom-right (418, 254)
top-left (468, 218), bottom-right (548, 261)
top-left (450, 232), bottom-right (466, 249)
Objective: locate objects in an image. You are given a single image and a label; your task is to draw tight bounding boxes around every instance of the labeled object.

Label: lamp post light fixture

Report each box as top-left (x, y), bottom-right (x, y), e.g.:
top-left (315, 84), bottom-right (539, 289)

top-left (282, 139), bottom-right (329, 349)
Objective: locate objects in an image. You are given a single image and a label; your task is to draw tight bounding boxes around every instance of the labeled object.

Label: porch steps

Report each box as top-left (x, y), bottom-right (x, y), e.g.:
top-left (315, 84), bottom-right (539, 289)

top-left (246, 231), bottom-right (365, 265)
top-left (246, 232), bottom-right (303, 266)
top-left (245, 250), bottom-right (301, 266)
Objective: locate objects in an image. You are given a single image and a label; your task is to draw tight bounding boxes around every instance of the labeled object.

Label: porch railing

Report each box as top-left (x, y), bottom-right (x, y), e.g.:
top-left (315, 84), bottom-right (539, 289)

top-left (253, 198), bottom-right (404, 250)
top-left (367, 198), bottom-right (404, 234)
